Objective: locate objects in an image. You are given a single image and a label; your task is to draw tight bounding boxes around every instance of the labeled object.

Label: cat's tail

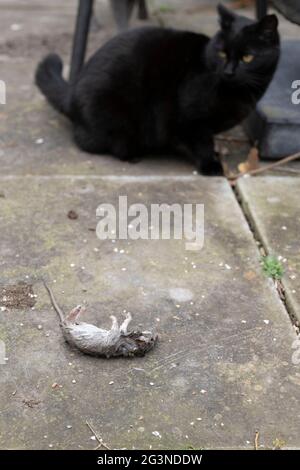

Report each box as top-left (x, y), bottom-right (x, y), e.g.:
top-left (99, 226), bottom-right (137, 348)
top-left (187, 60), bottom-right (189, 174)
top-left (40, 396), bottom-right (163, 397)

top-left (35, 54), bottom-right (72, 118)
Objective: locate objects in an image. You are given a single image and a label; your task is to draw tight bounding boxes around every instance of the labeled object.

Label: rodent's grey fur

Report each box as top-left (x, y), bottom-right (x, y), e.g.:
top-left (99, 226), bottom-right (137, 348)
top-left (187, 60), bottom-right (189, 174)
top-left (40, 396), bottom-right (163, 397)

top-left (44, 282), bottom-right (157, 358)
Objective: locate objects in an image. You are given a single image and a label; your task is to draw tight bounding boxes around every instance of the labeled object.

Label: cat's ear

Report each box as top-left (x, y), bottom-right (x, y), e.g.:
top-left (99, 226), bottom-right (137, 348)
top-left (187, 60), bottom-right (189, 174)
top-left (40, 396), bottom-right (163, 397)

top-left (257, 14), bottom-right (278, 39)
top-left (217, 3), bottom-right (235, 31)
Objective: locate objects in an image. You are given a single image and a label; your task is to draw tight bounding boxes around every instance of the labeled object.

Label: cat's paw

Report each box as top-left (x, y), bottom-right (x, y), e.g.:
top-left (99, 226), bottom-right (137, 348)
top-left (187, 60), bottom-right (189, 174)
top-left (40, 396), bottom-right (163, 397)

top-left (119, 155), bottom-right (141, 164)
top-left (128, 156), bottom-right (142, 164)
top-left (200, 158), bottom-right (224, 176)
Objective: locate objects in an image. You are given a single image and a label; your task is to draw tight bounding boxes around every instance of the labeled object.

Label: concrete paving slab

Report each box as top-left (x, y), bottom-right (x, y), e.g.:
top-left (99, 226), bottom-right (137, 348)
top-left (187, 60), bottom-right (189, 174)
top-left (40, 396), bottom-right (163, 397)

top-left (0, 175), bottom-right (299, 449)
top-left (237, 176), bottom-right (300, 323)
top-left (0, 0), bottom-right (77, 45)
top-left (0, 55), bottom-right (270, 179)
top-left (0, 54), bottom-right (255, 177)
top-left (0, 59), bottom-right (194, 176)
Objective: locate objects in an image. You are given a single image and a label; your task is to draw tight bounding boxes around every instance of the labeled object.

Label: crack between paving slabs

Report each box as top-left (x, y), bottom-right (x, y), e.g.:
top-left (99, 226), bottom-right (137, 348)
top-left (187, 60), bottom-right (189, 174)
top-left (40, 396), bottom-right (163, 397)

top-left (232, 184), bottom-right (300, 335)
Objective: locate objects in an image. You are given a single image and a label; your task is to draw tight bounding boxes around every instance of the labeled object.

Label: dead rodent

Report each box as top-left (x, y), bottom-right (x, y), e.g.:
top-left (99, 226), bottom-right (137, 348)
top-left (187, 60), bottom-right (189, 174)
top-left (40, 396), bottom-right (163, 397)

top-left (43, 282), bottom-right (158, 358)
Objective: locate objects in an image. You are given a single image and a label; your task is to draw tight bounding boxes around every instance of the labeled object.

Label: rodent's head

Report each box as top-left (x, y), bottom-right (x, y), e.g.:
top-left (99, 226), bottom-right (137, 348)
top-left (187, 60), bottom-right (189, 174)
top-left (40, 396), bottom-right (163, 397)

top-left (115, 330), bottom-right (158, 357)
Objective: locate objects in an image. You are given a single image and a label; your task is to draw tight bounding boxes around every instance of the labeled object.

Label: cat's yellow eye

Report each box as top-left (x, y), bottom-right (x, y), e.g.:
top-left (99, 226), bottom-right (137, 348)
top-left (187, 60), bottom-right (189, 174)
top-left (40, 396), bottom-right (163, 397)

top-left (218, 51), bottom-right (227, 60)
top-left (242, 54), bottom-right (254, 63)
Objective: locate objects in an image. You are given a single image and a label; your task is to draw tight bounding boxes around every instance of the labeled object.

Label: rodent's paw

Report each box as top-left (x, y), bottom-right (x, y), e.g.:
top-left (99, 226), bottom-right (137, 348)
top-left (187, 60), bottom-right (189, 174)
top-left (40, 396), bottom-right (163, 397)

top-left (110, 315), bottom-right (119, 331)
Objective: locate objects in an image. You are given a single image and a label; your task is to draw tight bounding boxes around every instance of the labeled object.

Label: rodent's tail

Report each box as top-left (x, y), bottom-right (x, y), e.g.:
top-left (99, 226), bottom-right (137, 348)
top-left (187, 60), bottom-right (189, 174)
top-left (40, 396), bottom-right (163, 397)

top-left (43, 280), bottom-right (65, 324)
top-left (35, 54), bottom-right (72, 118)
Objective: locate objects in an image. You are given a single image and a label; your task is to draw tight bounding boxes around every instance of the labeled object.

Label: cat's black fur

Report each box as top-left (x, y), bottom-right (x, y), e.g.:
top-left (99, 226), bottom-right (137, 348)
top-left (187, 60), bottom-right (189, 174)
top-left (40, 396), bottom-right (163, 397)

top-left (35, 4), bottom-right (280, 175)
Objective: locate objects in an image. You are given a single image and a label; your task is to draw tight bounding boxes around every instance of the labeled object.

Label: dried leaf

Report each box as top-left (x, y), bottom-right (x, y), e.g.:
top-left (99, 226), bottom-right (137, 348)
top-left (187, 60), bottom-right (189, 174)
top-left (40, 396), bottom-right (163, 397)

top-left (238, 147), bottom-right (260, 174)
top-left (229, 0), bottom-right (254, 9)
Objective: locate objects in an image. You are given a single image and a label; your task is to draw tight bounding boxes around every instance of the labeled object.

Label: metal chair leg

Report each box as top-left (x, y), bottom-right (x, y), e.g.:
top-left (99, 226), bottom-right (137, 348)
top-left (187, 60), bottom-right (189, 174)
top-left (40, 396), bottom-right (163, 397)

top-left (138, 0), bottom-right (149, 20)
top-left (69, 0), bottom-right (94, 84)
top-left (256, 0), bottom-right (268, 19)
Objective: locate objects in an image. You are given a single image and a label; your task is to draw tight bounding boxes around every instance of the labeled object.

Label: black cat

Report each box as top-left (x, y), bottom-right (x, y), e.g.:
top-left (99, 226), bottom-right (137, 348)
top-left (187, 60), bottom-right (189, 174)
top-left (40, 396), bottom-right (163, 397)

top-left (35, 4), bottom-right (280, 175)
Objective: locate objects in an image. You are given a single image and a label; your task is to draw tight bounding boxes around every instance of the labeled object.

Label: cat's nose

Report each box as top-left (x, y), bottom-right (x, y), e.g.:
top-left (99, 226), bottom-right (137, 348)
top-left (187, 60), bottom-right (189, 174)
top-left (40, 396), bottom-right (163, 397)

top-left (224, 62), bottom-right (235, 77)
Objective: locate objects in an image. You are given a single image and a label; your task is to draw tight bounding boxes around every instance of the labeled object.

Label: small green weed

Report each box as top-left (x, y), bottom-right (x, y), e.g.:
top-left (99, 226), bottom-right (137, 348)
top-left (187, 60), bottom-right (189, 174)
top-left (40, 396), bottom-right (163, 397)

top-left (261, 255), bottom-right (284, 280)
top-left (157, 5), bottom-right (175, 13)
